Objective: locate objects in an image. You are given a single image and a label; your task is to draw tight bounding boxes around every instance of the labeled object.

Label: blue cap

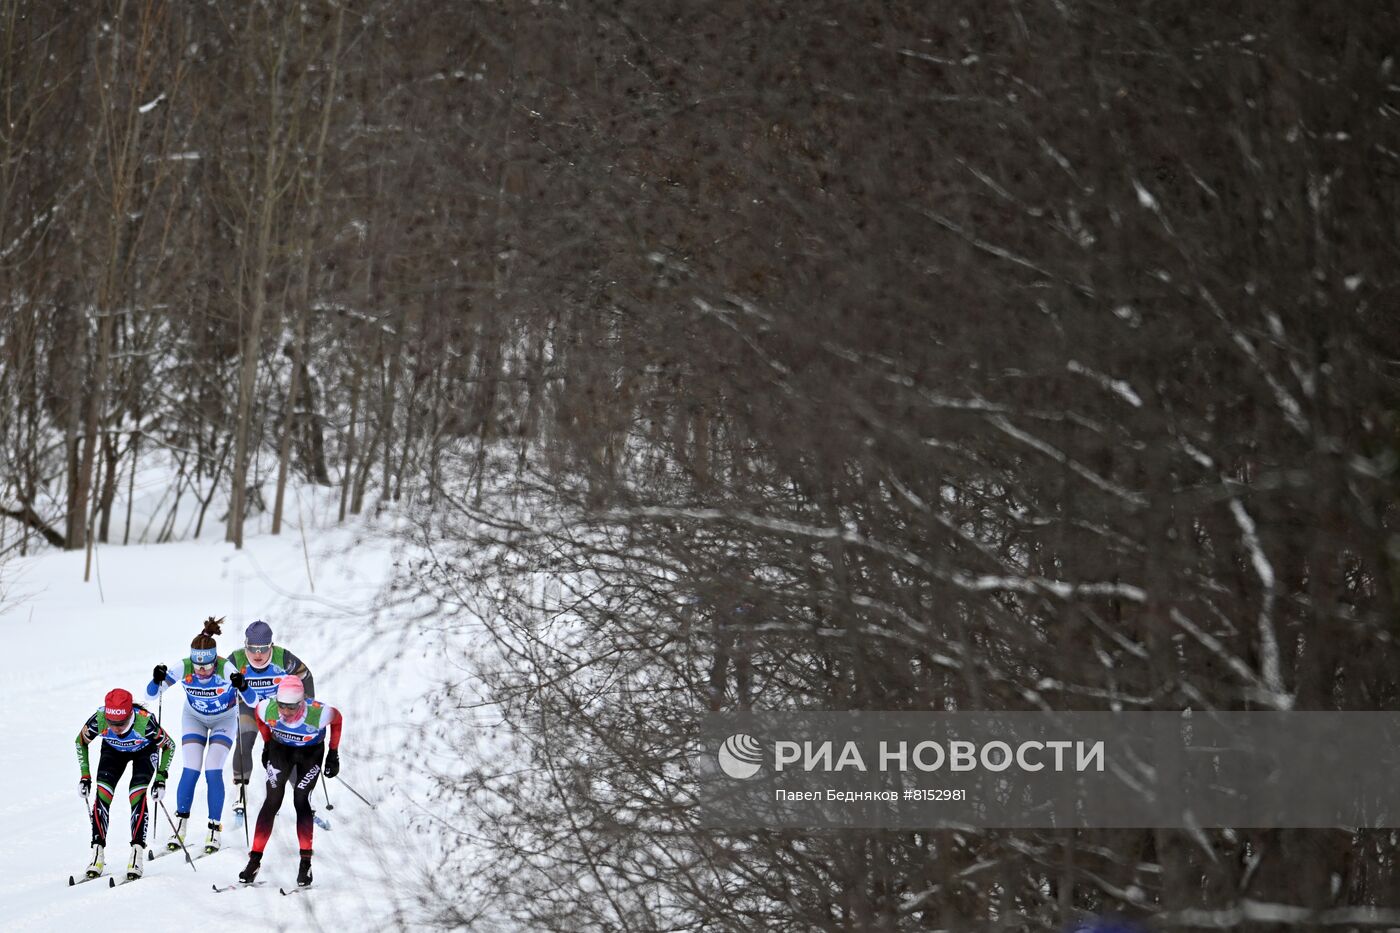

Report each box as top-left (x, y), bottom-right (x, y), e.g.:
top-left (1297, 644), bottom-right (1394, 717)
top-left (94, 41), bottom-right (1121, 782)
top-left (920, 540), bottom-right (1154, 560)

top-left (190, 646), bottom-right (217, 665)
top-left (245, 620), bottom-right (273, 645)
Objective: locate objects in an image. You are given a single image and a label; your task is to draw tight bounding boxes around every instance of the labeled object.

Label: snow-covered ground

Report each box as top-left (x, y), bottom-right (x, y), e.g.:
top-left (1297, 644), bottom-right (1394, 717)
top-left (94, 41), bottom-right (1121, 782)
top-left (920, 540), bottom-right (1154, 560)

top-left (0, 484), bottom-right (461, 931)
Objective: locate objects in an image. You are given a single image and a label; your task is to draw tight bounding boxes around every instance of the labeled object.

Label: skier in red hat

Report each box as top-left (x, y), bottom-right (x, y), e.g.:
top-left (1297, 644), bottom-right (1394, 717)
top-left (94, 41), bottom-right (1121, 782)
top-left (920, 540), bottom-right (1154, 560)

top-left (74, 688), bottom-right (176, 881)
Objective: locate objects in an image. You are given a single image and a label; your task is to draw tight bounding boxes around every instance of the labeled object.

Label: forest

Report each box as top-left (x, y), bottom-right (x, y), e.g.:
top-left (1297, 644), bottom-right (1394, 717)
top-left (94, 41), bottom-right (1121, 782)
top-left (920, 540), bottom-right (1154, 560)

top-left (2, 1), bottom-right (1399, 929)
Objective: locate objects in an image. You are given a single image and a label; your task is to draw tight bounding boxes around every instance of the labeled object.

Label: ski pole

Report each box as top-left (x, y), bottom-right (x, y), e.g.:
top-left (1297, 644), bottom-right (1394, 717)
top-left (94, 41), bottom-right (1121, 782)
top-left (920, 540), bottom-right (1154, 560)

top-left (235, 703), bottom-right (250, 847)
top-left (240, 782), bottom-right (249, 846)
top-left (331, 776), bottom-right (377, 810)
top-left (309, 775), bottom-right (334, 830)
top-left (155, 795), bottom-right (197, 871)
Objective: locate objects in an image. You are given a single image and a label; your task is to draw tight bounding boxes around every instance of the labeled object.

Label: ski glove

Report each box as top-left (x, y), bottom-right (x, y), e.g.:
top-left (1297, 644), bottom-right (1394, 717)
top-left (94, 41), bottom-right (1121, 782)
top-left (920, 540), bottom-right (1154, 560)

top-left (324, 749), bottom-right (340, 779)
top-left (261, 744), bottom-right (270, 769)
top-left (80, 777), bottom-right (91, 798)
top-left (150, 779), bottom-right (165, 801)
top-left (230, 671), bottom-right (246, 691)
top-left (152, 663), bottom-right (168, 685)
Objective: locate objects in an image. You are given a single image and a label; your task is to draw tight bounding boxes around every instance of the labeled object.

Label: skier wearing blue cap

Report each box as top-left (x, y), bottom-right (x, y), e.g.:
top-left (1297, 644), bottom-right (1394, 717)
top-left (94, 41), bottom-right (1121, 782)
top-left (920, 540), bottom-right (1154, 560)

top-left (146, 617), bottom-right (255, 854)
top-left (226, 619), bottom-right (315, 824)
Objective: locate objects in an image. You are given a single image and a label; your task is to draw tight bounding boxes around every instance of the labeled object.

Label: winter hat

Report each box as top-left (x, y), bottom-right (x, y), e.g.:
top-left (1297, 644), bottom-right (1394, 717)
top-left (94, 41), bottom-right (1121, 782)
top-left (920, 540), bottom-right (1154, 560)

top-left (104, 688), bottom-right (134, 723)
top-left (276, 675), bottom-right (305, 706)
top-left (245, 620), bottom-right (273, 645)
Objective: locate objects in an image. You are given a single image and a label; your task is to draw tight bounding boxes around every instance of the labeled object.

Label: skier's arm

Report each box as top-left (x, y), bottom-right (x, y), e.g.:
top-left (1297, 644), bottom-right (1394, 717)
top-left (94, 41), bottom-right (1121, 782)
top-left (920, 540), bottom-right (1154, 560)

top-left (283, 648), bottom-right (314, 698)
top-left (254, 700), bottom-right (273, 743)
top-left (221, 658), bottom-right (257, 705)
top-left (146, 659), bottom-right (179, 700)
top-left (145, 714), bottom-right (177, 779)
top-left (328, 706), bottom-right (343, 749)
top-left (322, 707), bottom-right (344, 777)
top-left (75, 712), bottom-right (102, 779)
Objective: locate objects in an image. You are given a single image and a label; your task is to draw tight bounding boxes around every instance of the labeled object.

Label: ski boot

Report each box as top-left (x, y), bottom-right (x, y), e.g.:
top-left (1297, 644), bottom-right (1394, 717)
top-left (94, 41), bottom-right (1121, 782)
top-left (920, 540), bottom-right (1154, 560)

top-left (232, 778), bottom-right (246, 827)
top-left (126, 844), bottom-right (145, 880)
top-left (204, 820), bottom-right (221, 854)
top-left (297, 849), bottom-right (313, 887)
top-left (238, 851), bottom-right (261, 884)
top-left (85, 843), bottom-right (105, 879)
top-left (167, 813), bottom-right (189, 852)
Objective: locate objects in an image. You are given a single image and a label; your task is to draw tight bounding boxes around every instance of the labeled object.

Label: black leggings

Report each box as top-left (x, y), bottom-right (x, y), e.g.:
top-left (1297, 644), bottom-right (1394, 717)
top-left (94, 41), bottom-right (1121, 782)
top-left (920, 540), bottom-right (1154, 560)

top-left (231, 706), bottom-right (264, 783)
top-left (252, 741), bottom-right (324, 856)
top-left (92, 744), bottom-right (158, 847)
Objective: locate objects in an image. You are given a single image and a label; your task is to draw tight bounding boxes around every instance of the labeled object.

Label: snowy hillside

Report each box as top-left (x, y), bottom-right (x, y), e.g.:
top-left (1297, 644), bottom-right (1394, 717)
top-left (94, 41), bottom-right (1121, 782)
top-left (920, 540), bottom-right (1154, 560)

top-left (0, 490), bottom-right (460, 932)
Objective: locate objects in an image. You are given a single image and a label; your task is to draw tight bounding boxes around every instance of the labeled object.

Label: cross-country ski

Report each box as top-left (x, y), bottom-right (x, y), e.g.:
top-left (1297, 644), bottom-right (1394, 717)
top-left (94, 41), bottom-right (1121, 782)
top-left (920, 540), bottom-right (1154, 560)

top-left (211, 881), bottom-right (267, 893)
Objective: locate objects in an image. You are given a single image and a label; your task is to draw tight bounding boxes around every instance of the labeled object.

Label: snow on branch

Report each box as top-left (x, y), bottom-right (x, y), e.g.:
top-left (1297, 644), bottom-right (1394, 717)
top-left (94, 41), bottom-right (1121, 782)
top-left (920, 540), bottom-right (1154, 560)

top-left (988, 415), bottom-right (1148, 507)
top-left (1066, 359), bottom-right (1143, 408)
top-left (1169, 607), bottom-right (1291, 710)
top-left (1199, 286), bottom-right (1310, 436)
top-left (1228, 497), bottom-right (1289, 708)
top-left (601, 505), bottom-right (1147, 603)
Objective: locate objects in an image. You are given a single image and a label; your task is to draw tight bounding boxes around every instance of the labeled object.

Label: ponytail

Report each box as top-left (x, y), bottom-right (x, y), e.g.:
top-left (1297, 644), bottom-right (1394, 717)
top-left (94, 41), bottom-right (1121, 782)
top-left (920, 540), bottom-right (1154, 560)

top-left (191, 615), bottom-right (225, 651)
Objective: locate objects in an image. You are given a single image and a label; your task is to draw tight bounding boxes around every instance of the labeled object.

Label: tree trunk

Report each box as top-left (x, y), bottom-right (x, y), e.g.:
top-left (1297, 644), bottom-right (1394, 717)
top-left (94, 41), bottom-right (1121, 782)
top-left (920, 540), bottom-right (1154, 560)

top-left (271, 323), bottom-right (304, 536)
top-left (338, 358), bottom-right (362, 523)
top-left (227, 12), bottom-right (294, 549)
top-left (194, 430), bottom-right (234, 540)
top-left (272, 6), bottom-right (342, 531)
top-left (123, 422), bottom-right (140, 546)
top-left (78, 307), bottom-right (113, 574)
top-left (97, 431), bottom-right (119, 543)
top-left (393, 374), bottom-right (421, 503)
top-left (379, 326), bottom-right (402, 511)
top-left (62, 309), bottom-right (85, 549)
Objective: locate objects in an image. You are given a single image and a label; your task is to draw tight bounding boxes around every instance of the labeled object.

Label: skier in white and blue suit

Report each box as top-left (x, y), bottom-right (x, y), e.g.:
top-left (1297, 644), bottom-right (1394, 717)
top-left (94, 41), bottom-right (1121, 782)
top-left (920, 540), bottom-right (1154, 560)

top-left (145, 616), bottom-right (255, 854)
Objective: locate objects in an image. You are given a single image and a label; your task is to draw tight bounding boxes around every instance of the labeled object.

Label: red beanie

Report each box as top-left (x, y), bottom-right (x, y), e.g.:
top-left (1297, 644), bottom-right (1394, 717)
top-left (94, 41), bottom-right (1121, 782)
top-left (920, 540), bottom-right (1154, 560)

top-left (104, 688), bottom-right (133, 721)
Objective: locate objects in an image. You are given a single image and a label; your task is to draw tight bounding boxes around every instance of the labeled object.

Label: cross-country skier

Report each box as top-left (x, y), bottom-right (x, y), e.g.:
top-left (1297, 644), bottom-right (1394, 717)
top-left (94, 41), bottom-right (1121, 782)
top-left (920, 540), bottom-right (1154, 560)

top-left (147, 616), bottom-right (254, 854)
top-left (227, 619), bottom-right (315, 824)
top-left (237, 675), bottom-right (343, 888)
top-left (75, 688), bottom-right (176, 880)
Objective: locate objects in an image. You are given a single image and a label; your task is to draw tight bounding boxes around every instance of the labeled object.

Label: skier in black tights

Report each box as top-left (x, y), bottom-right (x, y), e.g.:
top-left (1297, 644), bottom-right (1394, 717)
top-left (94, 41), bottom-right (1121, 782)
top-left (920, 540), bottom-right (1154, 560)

top-left (237, 675), bottom-right (344, 888)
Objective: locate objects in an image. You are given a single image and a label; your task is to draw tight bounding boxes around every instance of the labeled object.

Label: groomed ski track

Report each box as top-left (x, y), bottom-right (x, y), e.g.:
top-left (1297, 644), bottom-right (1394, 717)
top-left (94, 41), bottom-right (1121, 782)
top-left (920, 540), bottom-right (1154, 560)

top-left (0, 489), bottom-right (448, 931)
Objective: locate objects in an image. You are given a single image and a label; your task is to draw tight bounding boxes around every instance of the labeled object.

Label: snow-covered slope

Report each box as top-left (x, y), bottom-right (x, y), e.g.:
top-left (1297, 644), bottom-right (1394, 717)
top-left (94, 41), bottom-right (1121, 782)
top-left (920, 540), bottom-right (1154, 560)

top-left (0, 494), bottom-right (449, 931)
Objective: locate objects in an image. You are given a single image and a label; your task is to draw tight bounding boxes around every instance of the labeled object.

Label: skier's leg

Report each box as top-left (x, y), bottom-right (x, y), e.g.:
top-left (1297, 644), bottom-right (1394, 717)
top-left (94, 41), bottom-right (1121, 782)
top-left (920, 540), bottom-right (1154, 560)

top-left (203, 709), bottom-right (237, 821)
top-left (290, 744), bottom-right (324, 855)
top-left (232, 703), bottom-right (257, 784)
top-left (128, 748), bottom-right (157, 847)
top-left (176, 704), bottom-right (208, 817)
top-left (91, 746), bottom-right (124, 846)
top-left (252, 743), bottom-right (291, 854)
top-left (289, 745), bottom-right (322, 887)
